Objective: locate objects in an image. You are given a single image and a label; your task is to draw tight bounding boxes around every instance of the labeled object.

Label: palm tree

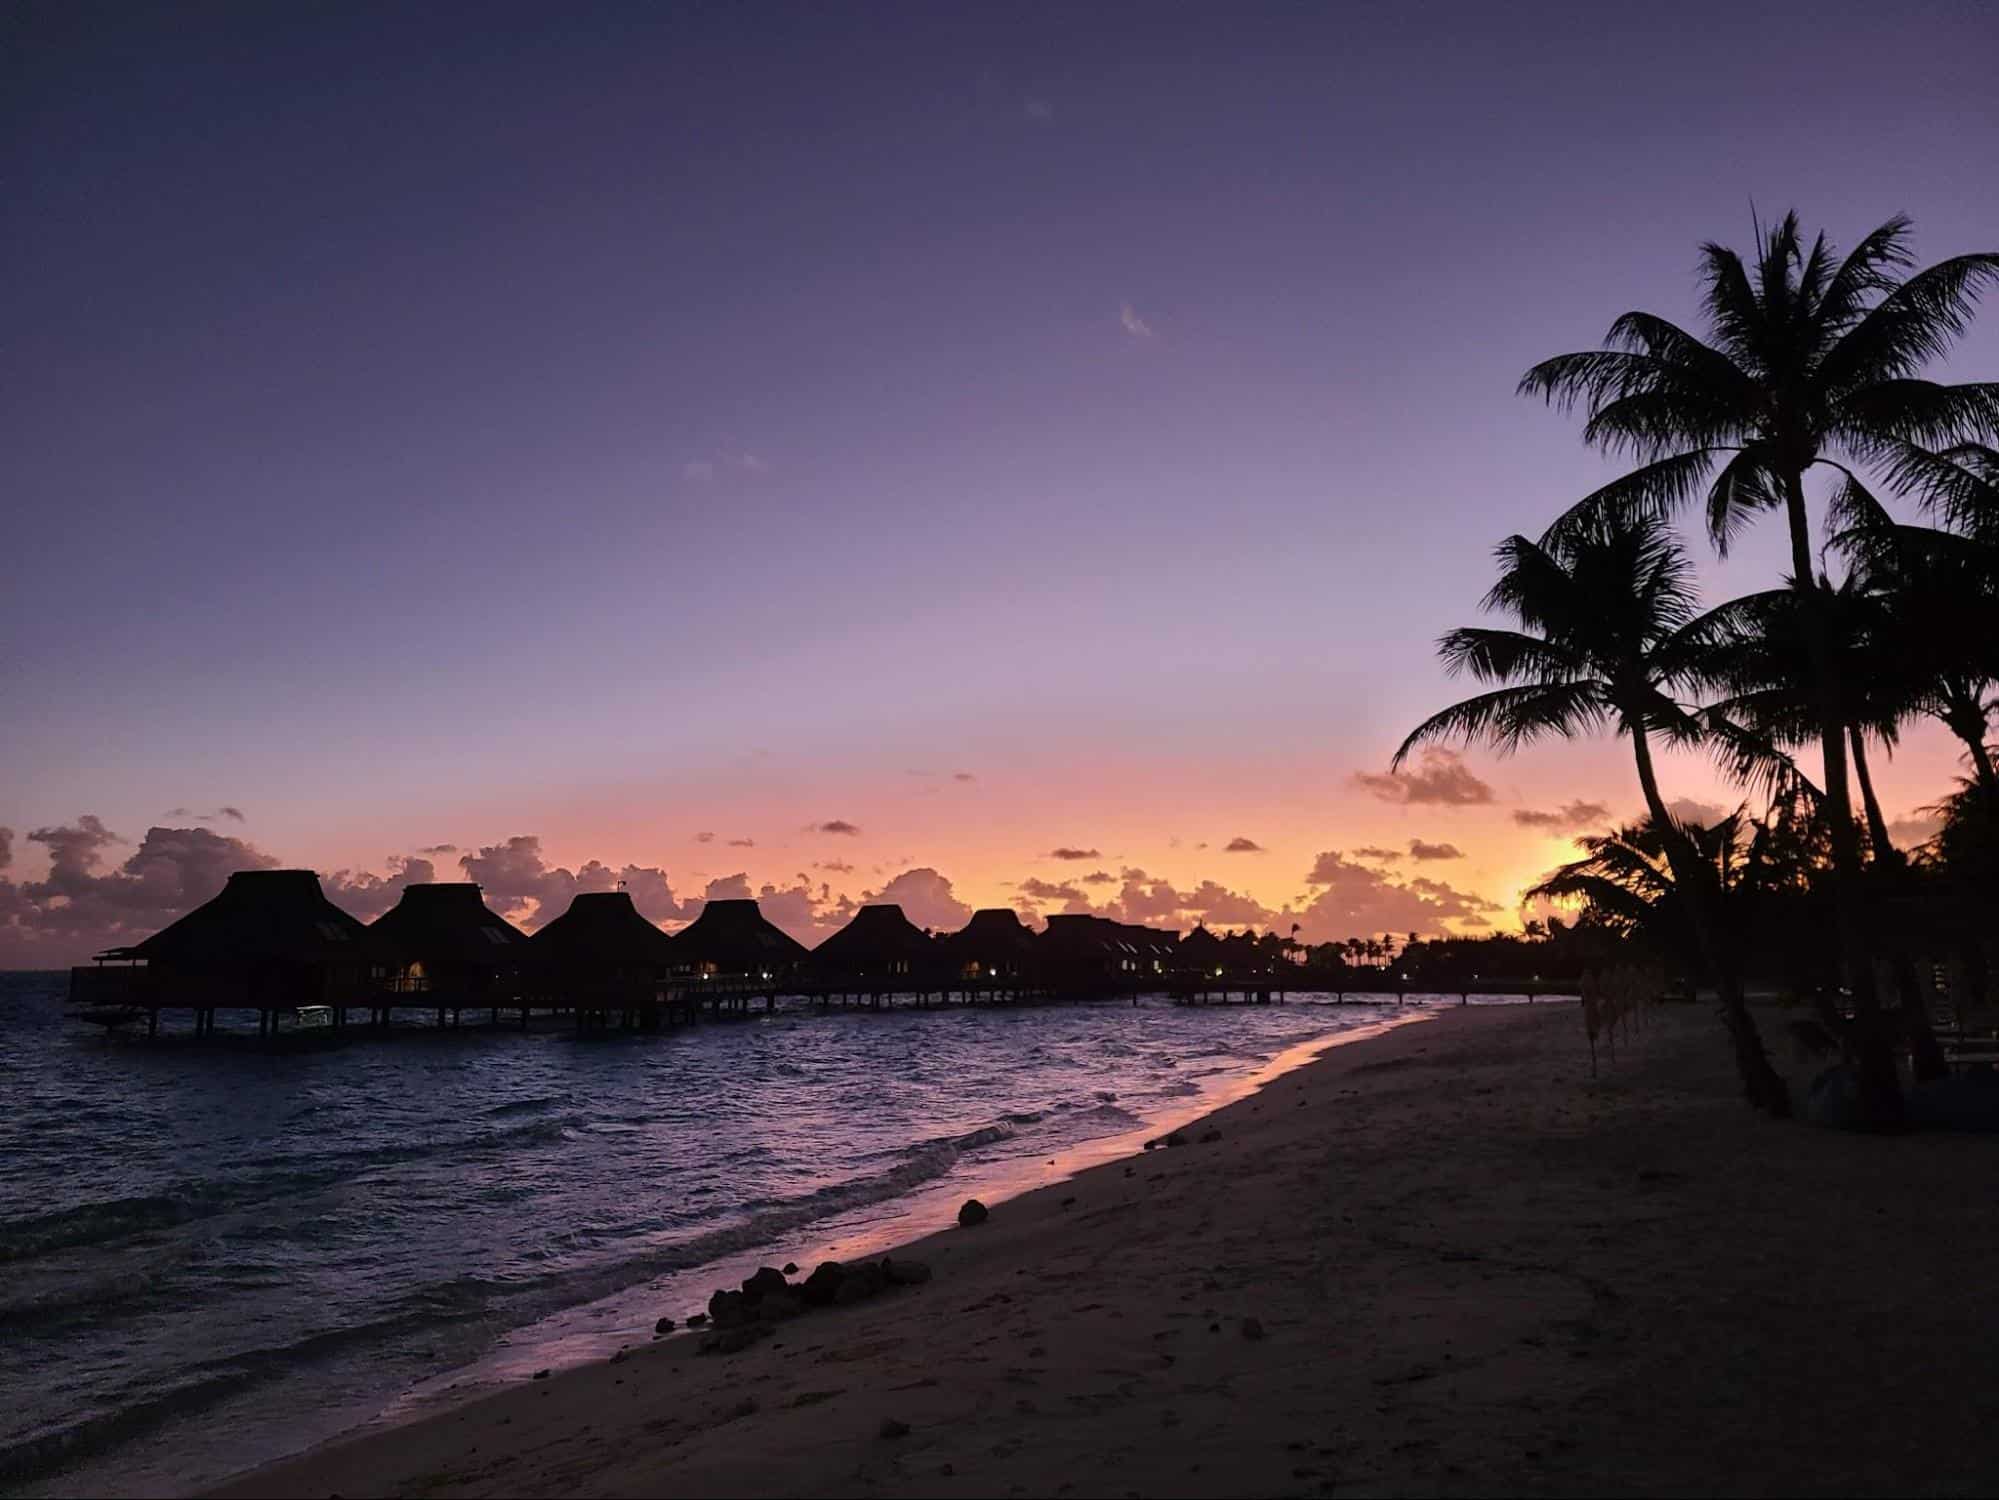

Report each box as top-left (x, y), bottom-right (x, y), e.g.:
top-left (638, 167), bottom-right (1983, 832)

top-left (1521, 213), bottom-right (1999, 1118)
top-left (1836, 506), bottom-right (1999, 796)
top-left (1393, 513), bottom-right (1789, 1113)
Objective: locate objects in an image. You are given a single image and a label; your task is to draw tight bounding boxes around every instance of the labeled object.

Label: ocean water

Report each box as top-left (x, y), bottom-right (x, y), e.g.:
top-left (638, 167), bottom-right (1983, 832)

top-left (0, 972), bottom-right (1522, 1496)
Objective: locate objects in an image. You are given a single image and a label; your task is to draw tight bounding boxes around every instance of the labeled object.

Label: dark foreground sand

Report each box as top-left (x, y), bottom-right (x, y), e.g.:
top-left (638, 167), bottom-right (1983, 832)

top-left (211, 1002), bottom-right (1999, 1499)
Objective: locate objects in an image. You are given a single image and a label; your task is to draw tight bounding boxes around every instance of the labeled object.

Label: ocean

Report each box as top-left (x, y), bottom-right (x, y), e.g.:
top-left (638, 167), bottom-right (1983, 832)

top-left (0, 971), bottom-right (1518, 1496)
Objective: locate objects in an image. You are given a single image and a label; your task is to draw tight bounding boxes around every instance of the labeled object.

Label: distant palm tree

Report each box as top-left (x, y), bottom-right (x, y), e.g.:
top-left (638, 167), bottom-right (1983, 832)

top-left (1522, 213), bottom-right (1998, 1115)
top-left (1833, 494), bottom-right (1999, 795)
top-left (1393, 513), bottom-right (1788, 1112)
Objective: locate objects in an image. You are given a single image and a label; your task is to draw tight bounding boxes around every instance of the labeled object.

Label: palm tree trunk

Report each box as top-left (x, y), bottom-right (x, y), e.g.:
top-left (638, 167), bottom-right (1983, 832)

top-left (1630, 727), bottom-right (1790, 1115)
top-left (1849, 728), bottom-right (1896, 863)
top-left (1943, 691), bottom-right (1999, 797)
top-left (1852, 730), bottom-right (1950, 1081)
top-left (1782, 470), bottom-right (1901, 1127)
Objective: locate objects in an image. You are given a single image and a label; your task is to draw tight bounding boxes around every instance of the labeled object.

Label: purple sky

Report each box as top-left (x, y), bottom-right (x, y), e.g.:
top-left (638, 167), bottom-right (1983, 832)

top-left (4, 1), bottom-right (1996, 962)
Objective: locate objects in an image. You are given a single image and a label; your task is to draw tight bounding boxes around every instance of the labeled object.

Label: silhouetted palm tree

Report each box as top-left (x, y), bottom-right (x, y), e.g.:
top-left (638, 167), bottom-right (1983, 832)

top-left (1833, 492), bottom-right (1999, 795)
top-left (1521, 213), bottom-right (1999, 1117)
top-left (1393, 514), bottom-right (1788, 1112)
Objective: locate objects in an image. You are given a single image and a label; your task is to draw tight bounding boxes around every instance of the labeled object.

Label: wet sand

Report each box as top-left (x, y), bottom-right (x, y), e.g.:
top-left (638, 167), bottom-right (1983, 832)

top-left (209, 1001), bottom-right (1999, 1498)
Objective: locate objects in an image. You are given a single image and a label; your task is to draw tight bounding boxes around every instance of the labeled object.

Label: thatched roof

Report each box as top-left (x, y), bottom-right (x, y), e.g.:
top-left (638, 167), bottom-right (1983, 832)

top-left (1039, 913), bottom-right (1136, 958)
top-left (529, 891), bottom-right (679, 967)
top-left (939, 907), bottom-right (1039, 961)
top-left (369, 883), bottom-right (529, 966)
top-left (672, 898), bottom-right (806, 974)
top-left (115, 869), bottom-right (385, 966)
top-left (808, 904), bottom-right (936, 972)
top-left (1178, 925), bottom-right (1225, 958)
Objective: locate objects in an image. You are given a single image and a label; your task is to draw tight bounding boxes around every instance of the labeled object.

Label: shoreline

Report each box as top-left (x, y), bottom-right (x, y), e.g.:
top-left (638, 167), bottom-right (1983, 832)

top-left (367, 1008), bottom-right (1434, 1424)
top-left (192, 1006), bottom-right (1438, 1496)
top-left (213, 999), bottom-right (1999, 1497)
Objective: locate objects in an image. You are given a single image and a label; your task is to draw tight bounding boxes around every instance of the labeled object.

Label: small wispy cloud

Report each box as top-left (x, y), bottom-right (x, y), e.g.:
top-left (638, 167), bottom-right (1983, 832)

top-left (1119, 302), bottom-right (1154, 339)
top-left (727, 837), bottom-right (756, 848)
top-left (1023, 96), bottom-right (1054, 123)
top-left (952, 771), bottom-right (976, 783)
top-left (694, 831), bottom-right (716, 844)
top-left (1408, 839), bottom-right (1464, 862)
top-left (1049, 846), bottom-right (1101, 861)
top-left (1224, 836), bottom-right (1264, 854)
top-left (813, 820), bottom-right (862, 836)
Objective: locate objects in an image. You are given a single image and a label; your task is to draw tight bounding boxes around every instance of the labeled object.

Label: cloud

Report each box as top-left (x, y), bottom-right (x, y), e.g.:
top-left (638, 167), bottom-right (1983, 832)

top-left (0, 817), bottom-right (280, 965)
top-left (953, 772), bottom-right (976, 783)
top-left (863, 867), bottom-right (973, 933)
top-left (704, 873), bottom-right (753, 901)
top-left (1665, 798), bottom-right (1729, 827)
top-left (1034, 865), bottom-right (1284, 934)
top-left (1352, 846), bottom-right (1403, 863)
top-left (1407, 839), bottom-right (1464, 862)
top-left (695, 831), bottom-right (716, 844)
top-left (1223, 837), bottom-right (1264, 854)
top-left (1886, 811), bottom-right (1944, 845)
top-left (0, 826), bottom-right (11, 871)
top-left (213, 806), bottom-right (246, 823)
top-left (321, 855), bottom-right (437, 923)
top-left (458, 835), bottom-right (695, 928)
top-left (1352, 748), bottom-right (1495, 806)
top-left (727, 837), bottom-right (756, 848)
top-left (812, 820), bottom-right (862, 836)
top-left (815, 859), bottom-right (855, 874)
top-left (1296, 849), bottom-right (1501, 941)
top-left (1512, 800), bottom-right (1610, 834)
top-left (757, 876), bottom-right (855, 945)
top-left (0, 821), bottom-right (707, 963)
top-left (418, 843), bottom-right (459, 856)
top-left (1048, 846), bottom-right (1101, 861)
top-left (1023, 95), bottom-right (1054, 122)
top-left (1119, 302), bottom-right (1154, 338)
top-left (683, 459), bottom-right (715, 482)
top-left (1017, 876), bottom-right (1087, 904)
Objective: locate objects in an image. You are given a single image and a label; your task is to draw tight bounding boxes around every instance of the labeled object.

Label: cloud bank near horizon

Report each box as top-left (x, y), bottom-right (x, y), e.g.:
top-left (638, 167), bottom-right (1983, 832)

top-left (0, 814), bottom-right (1515, 967)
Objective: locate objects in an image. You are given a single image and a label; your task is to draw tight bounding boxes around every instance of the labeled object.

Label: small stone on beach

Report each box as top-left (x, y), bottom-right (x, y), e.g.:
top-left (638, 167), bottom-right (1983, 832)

top-left (958, 1198), bottom-right (990, 1227)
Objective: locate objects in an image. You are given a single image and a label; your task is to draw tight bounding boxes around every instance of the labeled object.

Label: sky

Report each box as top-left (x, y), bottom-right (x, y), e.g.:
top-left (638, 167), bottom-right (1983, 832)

top-left (4, 0), bottom-right (1996, 964)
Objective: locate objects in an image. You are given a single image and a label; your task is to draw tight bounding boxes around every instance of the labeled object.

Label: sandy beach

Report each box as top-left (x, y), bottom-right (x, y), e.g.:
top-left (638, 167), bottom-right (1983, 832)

top-left (210, 1002), bottom-right (1999, 1499)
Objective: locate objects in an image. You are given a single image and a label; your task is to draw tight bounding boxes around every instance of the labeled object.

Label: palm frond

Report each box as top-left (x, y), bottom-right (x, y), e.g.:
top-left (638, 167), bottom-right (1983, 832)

top-left (1819, 251), bottom-right (1999, 391)
top-left (1435, 626), bottom-right (1582, 685)
top-left (1815, 215), bottom-right (1916, 334)
top-left (1391, 681), bottom-right (1611, 768)
top-left (1839, 380), bottom-right (1999, 450)
top-left (1538, 449), bottom-right (1732, 550)
top-left (1703, 447), bottom-right (1786, 557)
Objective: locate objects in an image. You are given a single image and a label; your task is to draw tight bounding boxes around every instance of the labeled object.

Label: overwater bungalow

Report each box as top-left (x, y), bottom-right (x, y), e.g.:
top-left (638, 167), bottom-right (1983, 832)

top-left (1124, 922), bottom-right (1180, 976)
top-left (1177, 923), bottom-right (1226, 976)
top-left (527, 890), bottom-right (680, 1025)
top-left (69, 869), bottom-right (390, 1035)
top-left (1039, 913), bottom-right (1179, 993)
top-left (368, 882), bottom-right (530, 1002)
top-left (807, 903), bottom-right (940, 990)
top-left (670, 897), bottom-right (806, 981)
top-left (938, 907), bottom-right (1040, 987)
